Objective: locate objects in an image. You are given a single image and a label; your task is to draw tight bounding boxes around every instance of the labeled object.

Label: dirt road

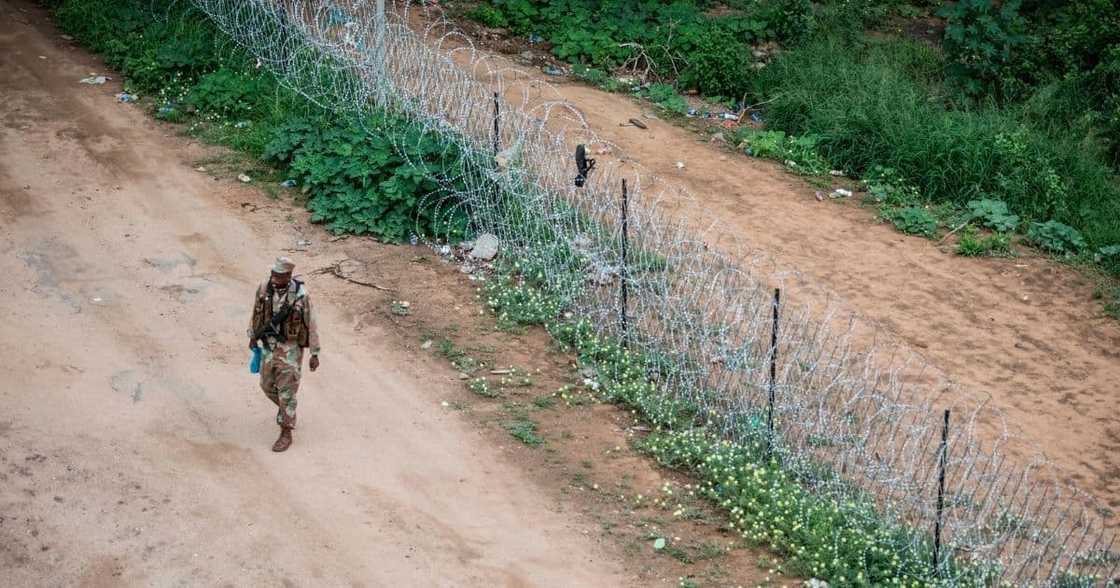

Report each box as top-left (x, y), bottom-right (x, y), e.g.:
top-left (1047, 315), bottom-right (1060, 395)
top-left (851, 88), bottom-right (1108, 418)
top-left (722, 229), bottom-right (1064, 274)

top-left (0, 4), bottom-right (626, 585)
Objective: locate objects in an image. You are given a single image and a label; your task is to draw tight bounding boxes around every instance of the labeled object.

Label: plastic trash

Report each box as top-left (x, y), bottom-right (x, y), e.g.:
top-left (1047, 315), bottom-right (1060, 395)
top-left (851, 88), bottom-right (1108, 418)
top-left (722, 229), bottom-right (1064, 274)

top-left (720, 112), bottom-right (739, 120)
top-left (831, 188), bottom-right (853, 198)
top-left (234, 120), bottom-right (251, 129)
top-left (249, 347), bottom-right (262, 374)
top-left (116, 92), bottom-right (138, 103)
top-left (409, 234), bottom-right (419, 246)
top-left (280, 179), bottom-right (297, 188)
top-left (528, 33), bottom-right (543, 44)
top-left (238, 174), bottom-right (252, 183)
top-left (157, 104), bottom-right (176, 116)
top-left (542, 65), bottom-right (564, 76)
top-left (80, 75), bottom-right (109, 85)
top-left (750, 111), bottom-right (763, 124)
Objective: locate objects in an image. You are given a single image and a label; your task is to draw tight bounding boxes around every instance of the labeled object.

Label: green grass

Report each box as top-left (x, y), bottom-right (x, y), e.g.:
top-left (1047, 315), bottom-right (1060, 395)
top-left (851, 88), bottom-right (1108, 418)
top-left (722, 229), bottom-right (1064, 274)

top-left (753, 35), bottom-right (1120, 261)
top-left (503, 417), bottom-right (544, 446)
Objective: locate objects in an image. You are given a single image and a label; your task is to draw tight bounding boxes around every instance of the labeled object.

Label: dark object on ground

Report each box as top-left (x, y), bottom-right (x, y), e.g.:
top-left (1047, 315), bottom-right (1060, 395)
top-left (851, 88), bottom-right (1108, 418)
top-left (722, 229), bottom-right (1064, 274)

top-left (575, 144), bottom-right (596, 188)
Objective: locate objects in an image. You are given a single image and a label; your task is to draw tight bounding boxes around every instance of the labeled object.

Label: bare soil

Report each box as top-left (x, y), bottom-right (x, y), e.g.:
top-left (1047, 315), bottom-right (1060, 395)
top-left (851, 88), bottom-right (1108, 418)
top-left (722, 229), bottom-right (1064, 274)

top-left (0, 1), bottom-right (788, 585)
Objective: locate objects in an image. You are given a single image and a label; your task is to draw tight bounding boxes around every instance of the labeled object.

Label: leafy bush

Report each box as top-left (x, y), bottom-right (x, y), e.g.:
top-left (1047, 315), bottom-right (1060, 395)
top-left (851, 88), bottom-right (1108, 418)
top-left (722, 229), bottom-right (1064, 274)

top-left (737, 129), bottom-right (830, 175)
top-left (863, 166), bottom-right (921, 207)
top-left (939, 0), bottom-right (1031, 99)
top-left (1027, 220), bottom-right (1086, 254)
top-left (885, 206), bottom-right (938, 237)
top-left (188, 68), bottom-right (276, 119)
top-left (1099, 245), bottom-right (1120, 275)
top-left (262, 114), bottom-right (468, 242)
top-left (467, 4), bottom-right (509, 28)
top-left (753, 35), bottom-right (1120, 264)
top-left (967, 198), bottom-right (1020, 233)
top-left (642, 83), bottom-right (689, 115)
top-left (957, 227), bottom-right (1013, 257)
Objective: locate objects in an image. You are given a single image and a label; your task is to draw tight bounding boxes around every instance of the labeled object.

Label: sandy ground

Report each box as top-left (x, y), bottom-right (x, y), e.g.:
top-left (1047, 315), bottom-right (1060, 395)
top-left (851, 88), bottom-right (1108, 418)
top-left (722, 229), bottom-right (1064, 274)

top-left (429, 17), bottom-right (1120, 517)
top-left (0, 3), bottom-right (634, 585)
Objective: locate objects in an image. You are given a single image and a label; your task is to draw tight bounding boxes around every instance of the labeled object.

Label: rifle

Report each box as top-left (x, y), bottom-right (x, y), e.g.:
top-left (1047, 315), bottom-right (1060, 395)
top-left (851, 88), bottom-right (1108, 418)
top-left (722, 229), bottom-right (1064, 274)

top-left (251, 281), bottom-right (301, 349)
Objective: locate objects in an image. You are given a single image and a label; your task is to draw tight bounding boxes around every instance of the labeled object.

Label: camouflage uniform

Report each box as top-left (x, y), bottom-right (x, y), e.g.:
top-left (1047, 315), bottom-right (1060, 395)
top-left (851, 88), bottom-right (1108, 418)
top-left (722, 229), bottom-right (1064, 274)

top-left (249, 279), bottom-right (320, 429)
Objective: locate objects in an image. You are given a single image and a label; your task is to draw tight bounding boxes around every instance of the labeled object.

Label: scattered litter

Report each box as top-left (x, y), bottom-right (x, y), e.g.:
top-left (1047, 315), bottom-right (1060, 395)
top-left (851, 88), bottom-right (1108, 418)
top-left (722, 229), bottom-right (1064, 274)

top-left (815, 191), bottom-right (825, 201)
top-left (279, 179), bottom-right (297, 188)
top-left (237, 174), bottom-right (252, 183)
top-left (439, 244), bottom-right (451, 256)
top-left (518, 50), bottom-right (534, 62)
top-left (421, 340), bottom-right (433, 350)
top-left (79, 75), bottom-right (110, 85)
top-left (594, 146), bottom-right (611, 155)
top-left (653, 538), bottom-right (667, 550)
top-left (195, 166), bottom-right (206, 172)
top-left (720, 119), bottom-right (739, 130)
top-left (234, 120), bottom-right (251, 129)
top-left (829, 170), bottom-right (845, 177)
top-left (458, 373), bottom-right (470, 380)
top-left (490, 369), bottom-right (513, 375)
top-left (116, 92), bottom-right (138, 103)
top-left (750, 111), bottom-right (764, 124)
top-left (157, 104), bottom-right (176, 116)
top-left (528, 33), bottom-right (544, 44)
top-left (39, 55), bottom-right (47, 60)
top-left (61, 35), bottom-right (74, 41)
top-left (719, 112), bottom-right (739, 120)
top-left (440, 400), bottom-right (449, 407)
top-left (675, 161), bottom-right (685, 170)
top-left (542, 64), bottom-right (564, 76)
top-left (296, 239), bottom-right (312, 248)
top-left (709, 132), bottom-right (726, 144)
top-left (830, 188), bottom-right (853, 199)
top-left (804, 580), bottom-right (830, 588)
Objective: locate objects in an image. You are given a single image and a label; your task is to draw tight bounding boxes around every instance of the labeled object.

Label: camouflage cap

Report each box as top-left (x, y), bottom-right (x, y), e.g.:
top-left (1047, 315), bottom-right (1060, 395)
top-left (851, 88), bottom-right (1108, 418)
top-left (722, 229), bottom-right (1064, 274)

top-left (272, 256), bottom-right (295, 274)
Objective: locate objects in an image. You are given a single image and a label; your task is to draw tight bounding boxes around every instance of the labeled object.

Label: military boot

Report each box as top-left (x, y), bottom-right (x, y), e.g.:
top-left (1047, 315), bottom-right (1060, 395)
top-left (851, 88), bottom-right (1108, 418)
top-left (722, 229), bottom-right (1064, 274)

top-left (272, 427), bottom-right (293, 452)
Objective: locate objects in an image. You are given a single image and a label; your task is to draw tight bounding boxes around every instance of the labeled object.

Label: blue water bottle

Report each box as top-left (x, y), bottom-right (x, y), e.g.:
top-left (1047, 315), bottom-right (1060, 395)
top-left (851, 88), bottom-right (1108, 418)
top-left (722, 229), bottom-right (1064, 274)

top-left (249, 346), bottom-right (262, 374)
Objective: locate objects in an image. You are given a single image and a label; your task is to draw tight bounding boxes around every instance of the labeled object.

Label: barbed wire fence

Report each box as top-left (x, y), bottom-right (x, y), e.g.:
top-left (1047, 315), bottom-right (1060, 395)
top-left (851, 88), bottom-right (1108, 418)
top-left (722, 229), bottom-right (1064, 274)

top-left (184, 0), bottom-right (1118, 584)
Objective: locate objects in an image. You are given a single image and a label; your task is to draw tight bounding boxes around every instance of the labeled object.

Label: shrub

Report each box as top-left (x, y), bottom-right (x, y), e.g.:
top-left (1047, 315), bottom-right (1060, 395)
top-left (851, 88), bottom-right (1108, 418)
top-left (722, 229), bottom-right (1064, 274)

top-left (885, 206), bottom-right (938, 237)
top-left (939, 0), bottom-right (1032, 99)
top-left (261, 114), bottom-right (469, 243)
top-left (188, 68), bottom-right (276, 119)
top-left (967, 198), bottom-right (1020, 233)
top-left (1027, 220), bottom-right (1086, 254)
top-left (957, 227), bottom-right (1013, 257)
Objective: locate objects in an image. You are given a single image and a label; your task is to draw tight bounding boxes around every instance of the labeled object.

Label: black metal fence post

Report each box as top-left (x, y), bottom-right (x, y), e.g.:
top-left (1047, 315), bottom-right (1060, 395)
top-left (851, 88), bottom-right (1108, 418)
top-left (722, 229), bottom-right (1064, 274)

top-left (620, 178), bottom-right (630, 348)
top-left (492, 91), bottom-right (500, 154)
top-left (766, 287), bottom-right (780, 457)
top-left (934, 409), bottom-right (951, 576)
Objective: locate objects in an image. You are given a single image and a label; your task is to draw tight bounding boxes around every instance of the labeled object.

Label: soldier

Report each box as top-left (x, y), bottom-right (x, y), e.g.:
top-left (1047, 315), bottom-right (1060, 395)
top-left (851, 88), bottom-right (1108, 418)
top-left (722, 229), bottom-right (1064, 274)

top-left (249, 257), bottom-right (321, 452)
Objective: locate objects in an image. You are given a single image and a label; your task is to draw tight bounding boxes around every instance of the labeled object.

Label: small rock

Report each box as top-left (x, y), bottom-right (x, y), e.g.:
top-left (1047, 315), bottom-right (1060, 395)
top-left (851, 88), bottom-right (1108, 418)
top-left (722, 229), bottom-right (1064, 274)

top-left (238, 174), bottom-right (252, 183)
top-left (420, 340), bottom-right (433, 350)
top-left (815, 191), bottom-right (825, 201)
top-left (675, 161), bottom-right (685, 170)
top-left (469, 233), bottom-right (500, 261)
